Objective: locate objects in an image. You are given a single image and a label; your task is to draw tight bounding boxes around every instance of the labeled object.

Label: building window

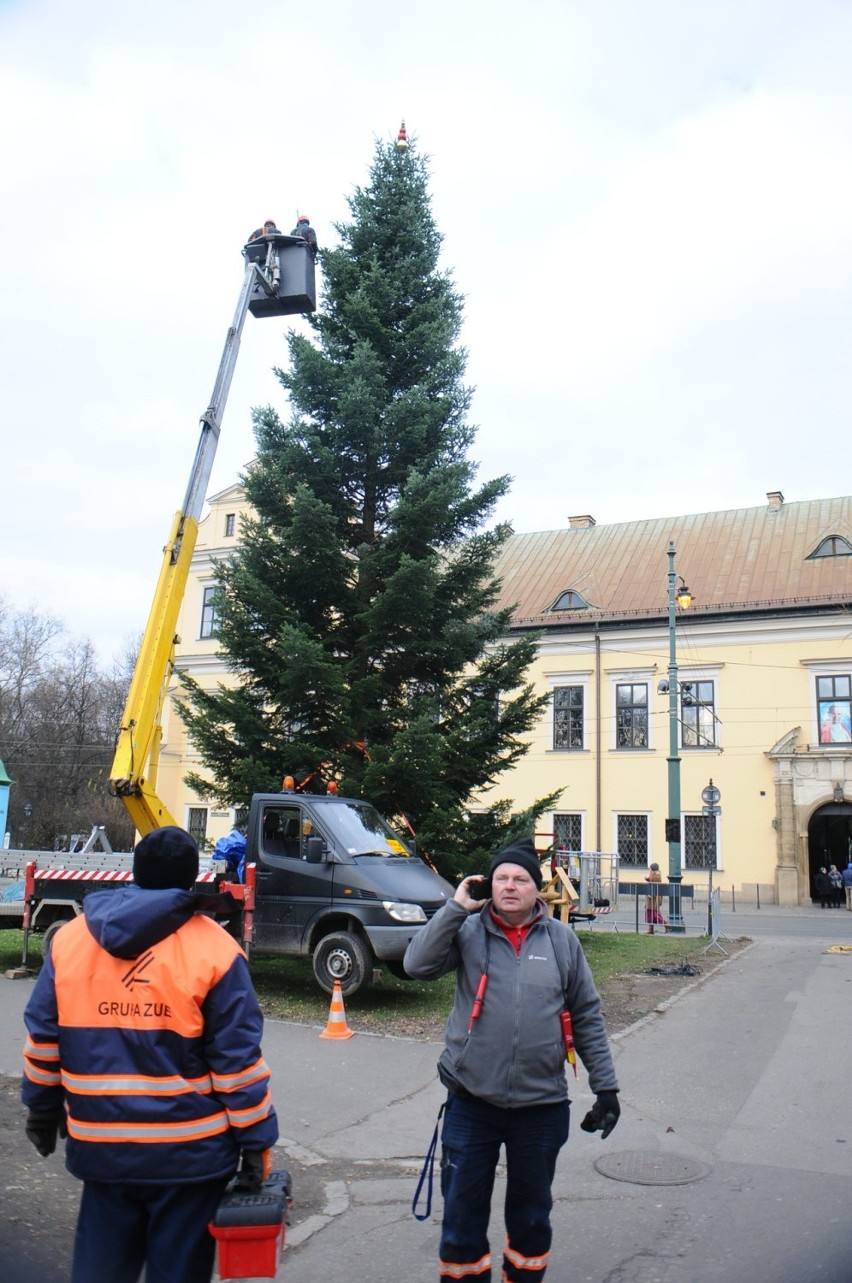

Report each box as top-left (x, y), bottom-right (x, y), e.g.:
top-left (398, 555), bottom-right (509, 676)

top-left (817, 675), bottom-right (852, 744)
top-left (681, 681), bottom-right (717, 748)
top-left (553, 813), bottom-right (582, 852)
top-left (807, 535), bottom-right (852, 559)
top-left (553, 686), bottom-right (584, 750)
top-left (616, 683), bottom-right (648, 748)
top-left (549, 589), bottom-right (592, 611)
top-left (233, 806), bottom-right (249, 832)
top-left (684, 814), bottom-right (717, 870)
top-left (200, 586), bottom-right (221, 639)
top-left (225, 512), bottom-right (236, 537)
top-left (617, 814), bottom-right (648, 867)
top-left (187, 807), bottom-right (208, 844)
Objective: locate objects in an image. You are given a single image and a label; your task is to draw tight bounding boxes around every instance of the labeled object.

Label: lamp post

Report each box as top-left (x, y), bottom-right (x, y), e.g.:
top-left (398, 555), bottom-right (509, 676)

top-left (665, 542), bottom-right (692, 933)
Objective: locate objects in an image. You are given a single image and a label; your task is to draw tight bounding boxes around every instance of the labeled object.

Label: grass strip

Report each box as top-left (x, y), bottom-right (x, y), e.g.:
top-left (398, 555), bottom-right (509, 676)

top-left (1, 928), bottom-right (703, 1031)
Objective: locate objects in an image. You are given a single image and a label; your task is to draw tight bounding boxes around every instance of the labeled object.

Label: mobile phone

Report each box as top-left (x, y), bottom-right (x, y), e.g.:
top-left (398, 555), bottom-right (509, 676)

top-left (467, 876), bottom-right (492, 900)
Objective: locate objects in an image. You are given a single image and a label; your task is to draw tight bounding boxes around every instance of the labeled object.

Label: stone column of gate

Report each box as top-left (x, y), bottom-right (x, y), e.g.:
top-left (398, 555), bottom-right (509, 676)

top-left (774, 768), bottom-right (799, 906)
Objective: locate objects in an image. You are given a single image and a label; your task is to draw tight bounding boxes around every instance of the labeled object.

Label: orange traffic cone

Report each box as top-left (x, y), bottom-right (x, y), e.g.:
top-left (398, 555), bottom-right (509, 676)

top-left (319, 980), bottom-right (355, 1040)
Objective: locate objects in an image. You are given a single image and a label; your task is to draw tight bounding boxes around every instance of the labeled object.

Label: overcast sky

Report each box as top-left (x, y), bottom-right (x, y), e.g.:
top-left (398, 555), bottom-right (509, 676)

top-left (2, 0), bottom-right (851, 662)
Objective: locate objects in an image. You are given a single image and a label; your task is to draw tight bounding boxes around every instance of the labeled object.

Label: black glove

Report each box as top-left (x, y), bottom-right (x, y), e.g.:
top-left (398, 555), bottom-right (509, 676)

top-left (580, 1091), bottom-right (620, 1140)
top-left (25, 1109), bottom-right (67, 1158)
top-left (235, 1148), bottom-right (271, 1193)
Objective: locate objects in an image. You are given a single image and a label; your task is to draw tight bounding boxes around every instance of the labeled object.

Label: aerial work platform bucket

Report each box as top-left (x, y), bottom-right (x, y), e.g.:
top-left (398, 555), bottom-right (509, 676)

top-left (244, 233), bottom-right (316, 317)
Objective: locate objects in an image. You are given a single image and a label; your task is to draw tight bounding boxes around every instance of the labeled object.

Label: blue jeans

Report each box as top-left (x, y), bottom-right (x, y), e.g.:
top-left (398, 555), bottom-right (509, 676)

top-left (71, 1178), bottom-right (230, 1283)
top-left (439, 1093), bottom-right (570, 1281)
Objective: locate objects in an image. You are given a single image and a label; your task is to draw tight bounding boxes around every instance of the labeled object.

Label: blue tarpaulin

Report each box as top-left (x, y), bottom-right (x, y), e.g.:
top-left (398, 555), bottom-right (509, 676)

top-left (213, 831), bottom-right (246, 883)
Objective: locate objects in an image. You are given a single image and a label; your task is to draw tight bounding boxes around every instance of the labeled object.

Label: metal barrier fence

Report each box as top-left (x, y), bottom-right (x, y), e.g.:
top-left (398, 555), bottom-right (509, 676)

top-left (617, 881), bottom-right (696, 933)
top-left (539, 833), bottom-right (777, 917)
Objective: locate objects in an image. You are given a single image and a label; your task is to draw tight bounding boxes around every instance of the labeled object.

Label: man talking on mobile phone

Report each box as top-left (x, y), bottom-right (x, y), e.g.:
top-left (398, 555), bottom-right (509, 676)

top-left (404, 836), bottom-right (619, 1283)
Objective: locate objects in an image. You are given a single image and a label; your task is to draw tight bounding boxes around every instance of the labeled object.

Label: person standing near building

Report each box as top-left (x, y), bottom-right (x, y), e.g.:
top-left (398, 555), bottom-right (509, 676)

top-left (814, 865), bottom-right (833, 908)
top-left (828, 863), bottom-right (844, 907)
top-left (22, 826), bottom-right (278, 1283)
top-left (404, 837), bottom-right (619, 1283)
top-left (645, 861), bottom-right (666, 934)
top-left (841, 861), bottom-right (852, 911)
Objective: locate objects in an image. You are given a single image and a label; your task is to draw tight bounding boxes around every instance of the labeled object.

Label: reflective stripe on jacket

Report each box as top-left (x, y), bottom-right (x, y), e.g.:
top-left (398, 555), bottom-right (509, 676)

top-left (23, 895), bottom-right (277, 1184)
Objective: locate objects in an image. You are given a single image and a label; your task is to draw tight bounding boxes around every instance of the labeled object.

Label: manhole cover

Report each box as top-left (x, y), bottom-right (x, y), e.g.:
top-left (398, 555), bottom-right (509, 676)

top-left (594, 1150), bottom-right (711, 1186)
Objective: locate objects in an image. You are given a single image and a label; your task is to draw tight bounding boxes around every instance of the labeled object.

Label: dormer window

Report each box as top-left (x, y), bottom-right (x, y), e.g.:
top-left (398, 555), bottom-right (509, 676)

top-left (549, 589), bottom-right (591, 611)
top-left (807, 535), bottom-right (852, 559)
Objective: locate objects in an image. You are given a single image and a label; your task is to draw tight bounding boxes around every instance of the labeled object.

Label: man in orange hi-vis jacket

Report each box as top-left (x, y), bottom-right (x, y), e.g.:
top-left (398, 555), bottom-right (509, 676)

top-left (22, 826), bottom-right (279, 1283)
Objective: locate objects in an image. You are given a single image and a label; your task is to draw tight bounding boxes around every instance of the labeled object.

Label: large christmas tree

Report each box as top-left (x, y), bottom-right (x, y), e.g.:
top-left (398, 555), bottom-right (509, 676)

top-left (179, 132), bottom-right (553, 877)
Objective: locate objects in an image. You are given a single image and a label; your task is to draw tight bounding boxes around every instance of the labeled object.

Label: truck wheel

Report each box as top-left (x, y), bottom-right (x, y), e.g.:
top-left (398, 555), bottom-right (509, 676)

top-left (41, 920), bottom-right (68, 960)
top-left (312, 931), bottom-right (371, 997)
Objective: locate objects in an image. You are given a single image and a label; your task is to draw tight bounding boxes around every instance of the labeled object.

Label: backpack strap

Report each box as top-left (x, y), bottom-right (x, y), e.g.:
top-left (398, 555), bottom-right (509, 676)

top-left (543, 915), bottom-right (571, 1000)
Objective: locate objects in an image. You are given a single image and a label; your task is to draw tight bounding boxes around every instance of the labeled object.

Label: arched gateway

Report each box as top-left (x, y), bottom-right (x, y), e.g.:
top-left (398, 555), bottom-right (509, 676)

top-left (807, 803), bottom-right (852, 901)
top-left (768, 727), bottom-right (852, 905)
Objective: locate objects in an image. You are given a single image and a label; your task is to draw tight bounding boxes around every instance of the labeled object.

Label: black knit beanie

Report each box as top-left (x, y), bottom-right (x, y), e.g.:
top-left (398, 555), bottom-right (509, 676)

top-left (489, 837), bottom-right (543, 889)
top-left (133, 826), bottom-right (199, 890)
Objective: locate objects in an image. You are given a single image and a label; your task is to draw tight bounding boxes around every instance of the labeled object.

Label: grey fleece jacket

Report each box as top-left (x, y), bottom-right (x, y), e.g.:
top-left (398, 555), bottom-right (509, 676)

top-left (404, 899), bottom-right (619, 1107)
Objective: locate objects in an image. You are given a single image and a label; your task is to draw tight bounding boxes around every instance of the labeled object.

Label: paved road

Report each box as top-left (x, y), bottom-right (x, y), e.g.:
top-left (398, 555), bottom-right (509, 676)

top-left (2, 905), bottom-right (851, 1282)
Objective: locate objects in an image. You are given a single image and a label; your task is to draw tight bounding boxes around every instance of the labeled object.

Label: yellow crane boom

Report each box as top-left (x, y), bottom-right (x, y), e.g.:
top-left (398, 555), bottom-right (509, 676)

top-left (110, 234), bottom-right (316, 835)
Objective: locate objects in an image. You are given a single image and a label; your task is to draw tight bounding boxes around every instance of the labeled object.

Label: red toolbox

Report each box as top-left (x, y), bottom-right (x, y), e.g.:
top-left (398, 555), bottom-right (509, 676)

top-left (210, 1170), bottom-right (292, 1280)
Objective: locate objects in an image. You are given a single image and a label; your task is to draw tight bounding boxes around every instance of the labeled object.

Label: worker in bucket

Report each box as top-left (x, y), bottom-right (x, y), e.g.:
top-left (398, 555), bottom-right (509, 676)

top-left (22, 825), bottom-right (278, 1283)
top-left (290, 213), bottom-right (318, 260)
top-left (404, 836), bottom-right (620, 1283)
top-left (248, 218), bottom-right (279, 241)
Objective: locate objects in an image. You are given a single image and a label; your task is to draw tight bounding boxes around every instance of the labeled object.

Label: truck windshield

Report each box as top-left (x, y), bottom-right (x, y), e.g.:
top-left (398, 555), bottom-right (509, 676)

top-left (325, 802), bottom-right (414, 857)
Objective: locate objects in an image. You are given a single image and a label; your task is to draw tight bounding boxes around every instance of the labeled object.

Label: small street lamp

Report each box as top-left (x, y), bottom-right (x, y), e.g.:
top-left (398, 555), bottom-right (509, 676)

top-left (665, 542), bottom-right (692, 933)
top-left (701, 780), bottom-right (721, 813)
top-left (702, 779), bottom-right (722, 936)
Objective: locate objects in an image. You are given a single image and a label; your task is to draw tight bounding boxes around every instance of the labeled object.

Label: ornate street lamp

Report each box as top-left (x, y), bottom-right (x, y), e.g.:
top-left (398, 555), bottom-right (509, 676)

top-left (702, 779), bottom-right (722, 935)
top-left (665, 542), bottom-right (692, 932)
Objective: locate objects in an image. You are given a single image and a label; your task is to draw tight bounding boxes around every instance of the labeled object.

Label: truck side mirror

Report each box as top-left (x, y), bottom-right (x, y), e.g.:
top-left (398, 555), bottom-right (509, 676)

top-left (305, 835), bottom-right (325, 864)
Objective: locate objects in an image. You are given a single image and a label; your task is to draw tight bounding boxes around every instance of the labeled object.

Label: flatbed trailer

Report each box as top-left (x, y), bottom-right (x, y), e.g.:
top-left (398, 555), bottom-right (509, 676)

top-left (1, 848), bottom-right (235, 967)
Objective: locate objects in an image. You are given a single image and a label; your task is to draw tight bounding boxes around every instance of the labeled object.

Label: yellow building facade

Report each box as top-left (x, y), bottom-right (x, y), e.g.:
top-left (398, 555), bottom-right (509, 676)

top-left (156, 483), bottom-right (249, 845)
top-left (158, 488), bottom-right (852, 906)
